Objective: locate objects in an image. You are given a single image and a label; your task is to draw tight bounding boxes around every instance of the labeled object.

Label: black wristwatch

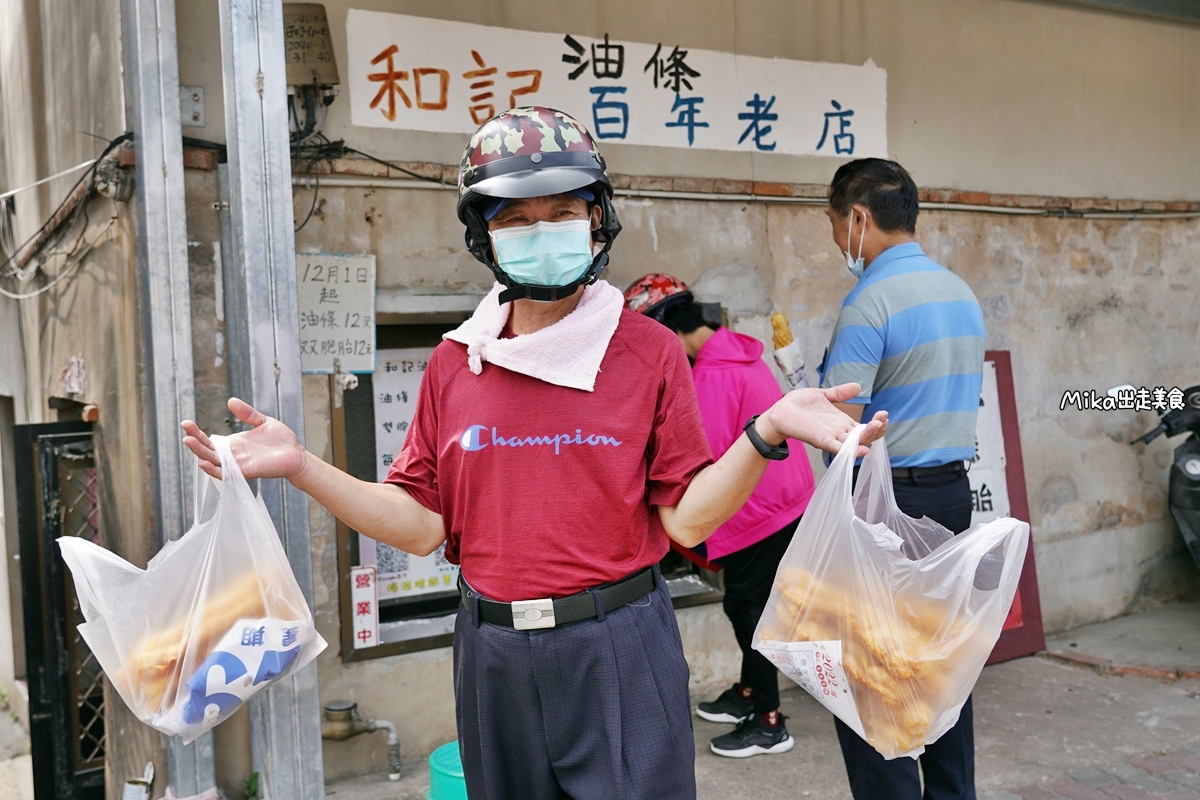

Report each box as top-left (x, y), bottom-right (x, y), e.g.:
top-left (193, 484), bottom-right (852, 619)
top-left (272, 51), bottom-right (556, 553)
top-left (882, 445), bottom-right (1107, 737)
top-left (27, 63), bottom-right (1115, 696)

top-left (743, 415), bottom-right (790, 460)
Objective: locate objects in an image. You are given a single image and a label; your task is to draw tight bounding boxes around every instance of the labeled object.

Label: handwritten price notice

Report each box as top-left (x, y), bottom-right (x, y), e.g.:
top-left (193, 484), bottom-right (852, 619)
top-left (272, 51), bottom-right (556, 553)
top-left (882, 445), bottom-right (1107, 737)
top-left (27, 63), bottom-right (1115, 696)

top-left (347, 11), bottom-right (887, 158)
top-left (296, 252), bottom-right (376, 374)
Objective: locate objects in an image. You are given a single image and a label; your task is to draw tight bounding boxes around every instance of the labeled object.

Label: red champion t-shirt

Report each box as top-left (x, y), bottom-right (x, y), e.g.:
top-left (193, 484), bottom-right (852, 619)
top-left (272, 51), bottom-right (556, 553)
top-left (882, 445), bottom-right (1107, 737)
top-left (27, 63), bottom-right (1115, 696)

top-left (385, 309), bottom-right (714, 602)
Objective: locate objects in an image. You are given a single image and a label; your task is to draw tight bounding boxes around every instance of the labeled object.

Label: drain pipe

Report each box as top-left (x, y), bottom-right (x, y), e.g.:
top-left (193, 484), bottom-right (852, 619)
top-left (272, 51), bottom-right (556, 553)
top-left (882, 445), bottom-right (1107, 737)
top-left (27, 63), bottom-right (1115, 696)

top-left (321, 700), bottom-right (402, 781)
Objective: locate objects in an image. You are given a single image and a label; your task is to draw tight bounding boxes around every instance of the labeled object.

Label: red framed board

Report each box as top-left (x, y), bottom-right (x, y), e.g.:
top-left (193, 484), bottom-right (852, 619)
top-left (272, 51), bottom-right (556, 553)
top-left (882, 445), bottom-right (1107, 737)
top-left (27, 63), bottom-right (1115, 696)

top-left (978, 351), bottom-right (1046, 664)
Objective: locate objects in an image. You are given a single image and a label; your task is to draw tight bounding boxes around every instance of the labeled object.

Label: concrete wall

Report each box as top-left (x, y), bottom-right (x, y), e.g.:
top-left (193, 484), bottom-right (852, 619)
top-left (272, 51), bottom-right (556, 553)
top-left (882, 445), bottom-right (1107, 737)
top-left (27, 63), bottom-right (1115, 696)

top-left (177, 0), bottom-right (1200, 199)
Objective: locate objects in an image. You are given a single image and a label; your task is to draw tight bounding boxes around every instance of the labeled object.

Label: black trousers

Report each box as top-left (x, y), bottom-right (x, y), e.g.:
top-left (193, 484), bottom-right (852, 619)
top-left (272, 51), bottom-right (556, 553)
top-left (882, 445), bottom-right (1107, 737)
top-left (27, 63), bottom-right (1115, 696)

top-left (713, 517), bottom-right (800, 714)
top-left (835, 470), bottom-right (976, 800)
top-left (454, 568), bottom-right (695, 799)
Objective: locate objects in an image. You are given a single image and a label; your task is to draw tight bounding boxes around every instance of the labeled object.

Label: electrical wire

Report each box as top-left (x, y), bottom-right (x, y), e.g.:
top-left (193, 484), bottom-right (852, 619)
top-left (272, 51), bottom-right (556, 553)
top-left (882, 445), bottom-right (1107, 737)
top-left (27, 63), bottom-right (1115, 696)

top-left (290, 136), bottom-right (342, 231)
top-left (342, 145), bottom-right (448, 185)
top-left (1, 169), bottom-right (91, 277)
top-left (0, 158), bottom-right (98, 202)
top-left (0, 207), bottom-right (115, 300)
top-left (290, 135), bottom-right (447, 186)
top-left (294, 170), bottom-right (320, 232)
top-left (0, 131), bottom-right (131, 283)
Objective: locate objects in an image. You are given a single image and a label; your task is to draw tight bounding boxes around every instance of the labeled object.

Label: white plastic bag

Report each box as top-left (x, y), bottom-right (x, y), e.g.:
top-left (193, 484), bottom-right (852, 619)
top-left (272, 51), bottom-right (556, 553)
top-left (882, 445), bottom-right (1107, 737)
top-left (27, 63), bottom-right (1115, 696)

top-left (59, 435), bottom-right (326, 743)
top-left (753, 426), bottom-right (1027, 759)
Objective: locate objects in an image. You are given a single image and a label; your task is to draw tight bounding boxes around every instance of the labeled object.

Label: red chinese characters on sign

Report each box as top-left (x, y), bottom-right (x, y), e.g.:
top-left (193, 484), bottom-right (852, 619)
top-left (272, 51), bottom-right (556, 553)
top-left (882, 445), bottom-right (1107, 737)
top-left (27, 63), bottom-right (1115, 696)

top-left (414, 68), bottom-right (450, 110)
top-left (350, 565), bottom-right (379, 650)
top-left (368, 46), bottom-right (451, 120)
top-left (369, 45), bottom-right (540, 124)
top-left (368, 45), bottom-right (409, 120)
top-left (463, 50), bottom-right (499, 124)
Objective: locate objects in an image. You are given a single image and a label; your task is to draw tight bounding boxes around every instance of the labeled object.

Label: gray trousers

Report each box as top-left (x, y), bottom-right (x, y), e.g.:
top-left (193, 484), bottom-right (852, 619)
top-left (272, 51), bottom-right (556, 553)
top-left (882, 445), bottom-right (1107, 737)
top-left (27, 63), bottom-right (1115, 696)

top-left (453, 569), bottom-right (696, 800)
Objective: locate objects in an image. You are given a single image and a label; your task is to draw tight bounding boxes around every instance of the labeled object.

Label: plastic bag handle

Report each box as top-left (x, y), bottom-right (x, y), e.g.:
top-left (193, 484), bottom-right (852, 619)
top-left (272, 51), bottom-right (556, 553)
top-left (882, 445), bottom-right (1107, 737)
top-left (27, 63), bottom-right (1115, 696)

top-left (211, 435), bottom-right (251, 491)
top-left (193, 443), bottom-right (216, 528)
top-left (827, 423), bottom-right (867, 511)
top-left (193, 435), bottom-right (251, 527)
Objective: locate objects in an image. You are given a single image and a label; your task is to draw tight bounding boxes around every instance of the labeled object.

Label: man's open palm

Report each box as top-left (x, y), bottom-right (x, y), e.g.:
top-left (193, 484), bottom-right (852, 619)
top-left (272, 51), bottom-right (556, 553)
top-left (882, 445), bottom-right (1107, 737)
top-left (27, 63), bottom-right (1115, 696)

top-left (181, 398), bottom-right (306, 481)
top-left (769, 383), bottom-right (888, 455)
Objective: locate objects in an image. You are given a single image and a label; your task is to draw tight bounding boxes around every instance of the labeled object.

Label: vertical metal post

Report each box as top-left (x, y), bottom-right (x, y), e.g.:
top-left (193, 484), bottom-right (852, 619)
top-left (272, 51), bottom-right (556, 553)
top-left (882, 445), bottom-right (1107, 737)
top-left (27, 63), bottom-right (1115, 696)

top-left (217, 1), bottom-right (324, 797)
top-left (120, 0), bottom-right (216, 792)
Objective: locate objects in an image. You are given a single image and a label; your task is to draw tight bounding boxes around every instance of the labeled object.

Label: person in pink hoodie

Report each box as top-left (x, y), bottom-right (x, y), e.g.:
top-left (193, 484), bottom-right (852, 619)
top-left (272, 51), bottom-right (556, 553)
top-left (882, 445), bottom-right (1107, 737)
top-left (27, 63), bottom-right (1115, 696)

top-left (625, 273), bottom-right (816, 759)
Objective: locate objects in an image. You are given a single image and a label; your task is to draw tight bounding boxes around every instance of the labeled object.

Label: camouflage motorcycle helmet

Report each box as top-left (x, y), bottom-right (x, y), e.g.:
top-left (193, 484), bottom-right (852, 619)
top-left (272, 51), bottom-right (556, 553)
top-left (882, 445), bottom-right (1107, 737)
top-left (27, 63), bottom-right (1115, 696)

top-left (457, 107), bottom-right (622, 303)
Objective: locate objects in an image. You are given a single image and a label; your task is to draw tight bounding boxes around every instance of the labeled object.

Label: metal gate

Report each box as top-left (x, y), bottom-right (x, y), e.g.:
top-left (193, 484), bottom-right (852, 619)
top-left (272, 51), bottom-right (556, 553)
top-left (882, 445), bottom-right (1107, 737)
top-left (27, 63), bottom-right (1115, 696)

top-left (15, 422), bottom-right (105, 800)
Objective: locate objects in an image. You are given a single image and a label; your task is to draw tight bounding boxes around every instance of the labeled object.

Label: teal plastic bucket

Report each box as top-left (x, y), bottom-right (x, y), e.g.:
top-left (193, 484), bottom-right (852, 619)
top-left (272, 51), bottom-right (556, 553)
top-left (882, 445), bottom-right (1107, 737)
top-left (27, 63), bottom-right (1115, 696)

top-left (427, 741), bottom-right (467, 800)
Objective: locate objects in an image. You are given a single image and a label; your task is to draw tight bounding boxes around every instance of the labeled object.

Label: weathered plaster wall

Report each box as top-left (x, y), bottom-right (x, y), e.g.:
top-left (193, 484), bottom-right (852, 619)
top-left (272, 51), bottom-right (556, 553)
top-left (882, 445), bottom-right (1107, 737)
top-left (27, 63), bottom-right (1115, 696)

top-left (293, 182), bottom-right (1199, 778)
top-left (299, 184), bottom-right (1200, 630)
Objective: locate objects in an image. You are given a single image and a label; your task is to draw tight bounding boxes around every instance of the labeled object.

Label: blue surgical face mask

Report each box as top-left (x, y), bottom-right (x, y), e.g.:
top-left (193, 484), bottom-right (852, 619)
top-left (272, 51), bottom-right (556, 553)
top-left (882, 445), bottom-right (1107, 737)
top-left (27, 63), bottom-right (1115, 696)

top-left (490, 219), bottom-right (595, 289)
top-left (845, 213), bottom-right (866, 280)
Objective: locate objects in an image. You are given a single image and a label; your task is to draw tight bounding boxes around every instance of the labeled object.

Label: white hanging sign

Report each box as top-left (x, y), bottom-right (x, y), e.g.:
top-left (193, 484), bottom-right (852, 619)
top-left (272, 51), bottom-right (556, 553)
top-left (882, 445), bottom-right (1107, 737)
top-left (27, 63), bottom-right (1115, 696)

top-left (360, 347), bottom-right (460, 601)
top-left (346, 10), bottom-right (887, 158)
top-left (349, 566), bottom-right (380, 649)
top-left (296, 252), bottom-right (376, 374)
top-left (969, 360), bottom-right (1011, 526)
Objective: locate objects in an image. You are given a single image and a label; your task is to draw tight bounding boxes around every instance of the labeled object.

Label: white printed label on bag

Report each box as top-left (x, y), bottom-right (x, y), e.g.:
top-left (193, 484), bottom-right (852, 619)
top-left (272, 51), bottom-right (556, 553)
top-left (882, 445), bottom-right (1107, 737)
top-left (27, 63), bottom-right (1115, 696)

top-left (755, 639), bottom-right (866, 738)
top-left (161, 617), bottom-right (314, 730)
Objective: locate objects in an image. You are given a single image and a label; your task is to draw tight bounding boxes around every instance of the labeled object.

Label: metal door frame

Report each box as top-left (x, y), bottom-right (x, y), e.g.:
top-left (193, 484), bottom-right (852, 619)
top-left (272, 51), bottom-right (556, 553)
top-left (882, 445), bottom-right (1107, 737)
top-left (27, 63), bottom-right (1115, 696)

top-left (15, 422), bottom-right (104, 800)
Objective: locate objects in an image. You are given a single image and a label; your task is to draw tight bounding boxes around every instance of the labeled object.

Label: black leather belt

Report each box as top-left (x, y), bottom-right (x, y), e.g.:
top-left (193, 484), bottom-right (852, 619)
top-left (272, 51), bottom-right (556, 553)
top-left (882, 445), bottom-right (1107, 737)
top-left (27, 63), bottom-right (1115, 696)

top-left (890, 462), bottom-right (966, 480)
top-left (854, 461), bottom-right (967, 481)
top-left (459, 566), bottom-right (656, 630)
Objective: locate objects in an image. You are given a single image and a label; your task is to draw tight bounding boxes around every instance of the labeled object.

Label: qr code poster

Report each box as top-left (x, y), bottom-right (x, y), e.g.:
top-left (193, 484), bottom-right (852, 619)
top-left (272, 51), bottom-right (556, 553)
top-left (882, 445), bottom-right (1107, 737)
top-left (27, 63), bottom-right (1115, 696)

top-left (357, 347), bottom-right (460, 600)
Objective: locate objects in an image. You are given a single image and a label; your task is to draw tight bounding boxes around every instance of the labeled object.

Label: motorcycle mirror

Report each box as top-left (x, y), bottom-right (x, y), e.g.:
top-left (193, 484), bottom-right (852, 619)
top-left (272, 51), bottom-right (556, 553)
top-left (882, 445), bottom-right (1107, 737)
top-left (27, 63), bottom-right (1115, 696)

top-left (1106, 384), bottom-right (1136, 399)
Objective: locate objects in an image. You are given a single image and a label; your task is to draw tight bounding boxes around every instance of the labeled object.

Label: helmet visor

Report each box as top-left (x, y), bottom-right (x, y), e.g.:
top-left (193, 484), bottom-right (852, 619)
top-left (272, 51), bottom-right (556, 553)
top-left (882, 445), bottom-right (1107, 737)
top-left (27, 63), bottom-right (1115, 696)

top-left (471, 166), bottom-right (604, 200)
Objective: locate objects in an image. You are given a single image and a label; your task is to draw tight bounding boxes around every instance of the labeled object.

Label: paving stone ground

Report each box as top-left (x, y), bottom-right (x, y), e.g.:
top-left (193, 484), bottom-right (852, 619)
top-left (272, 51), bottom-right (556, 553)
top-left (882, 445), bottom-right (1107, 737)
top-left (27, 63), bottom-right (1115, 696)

top-left (326, 602), bottom-right (1200, 799)
top-left (980, 749), bottom-right (1200, 800)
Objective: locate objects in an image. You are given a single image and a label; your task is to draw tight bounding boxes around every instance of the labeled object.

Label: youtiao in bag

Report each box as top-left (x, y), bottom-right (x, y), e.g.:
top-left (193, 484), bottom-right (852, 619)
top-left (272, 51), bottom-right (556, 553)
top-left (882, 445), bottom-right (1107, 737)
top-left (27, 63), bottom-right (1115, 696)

top-left (58, 435), bottom-right (326, 742)
top-left (753, 426), bottom-right (1027, 759)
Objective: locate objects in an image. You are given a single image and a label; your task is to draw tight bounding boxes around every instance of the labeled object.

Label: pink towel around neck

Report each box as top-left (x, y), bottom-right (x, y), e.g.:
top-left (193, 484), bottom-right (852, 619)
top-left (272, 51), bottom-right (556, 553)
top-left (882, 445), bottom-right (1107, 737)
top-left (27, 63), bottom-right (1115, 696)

top-left (443, 280), bottom-right (625, 392)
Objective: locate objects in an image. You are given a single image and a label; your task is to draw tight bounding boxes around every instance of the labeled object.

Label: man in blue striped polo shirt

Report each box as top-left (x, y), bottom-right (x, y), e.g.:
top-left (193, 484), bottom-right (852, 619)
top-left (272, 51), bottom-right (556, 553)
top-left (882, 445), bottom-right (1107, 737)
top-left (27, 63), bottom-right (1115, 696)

top-left (818, 158), bottom-right (985, 800)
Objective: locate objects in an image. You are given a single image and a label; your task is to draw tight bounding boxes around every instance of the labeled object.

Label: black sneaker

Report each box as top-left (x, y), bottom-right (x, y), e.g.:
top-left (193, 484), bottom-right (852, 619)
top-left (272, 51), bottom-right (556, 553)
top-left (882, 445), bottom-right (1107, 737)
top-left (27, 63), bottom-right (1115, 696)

top-left (696, 685), bottom-right (754, 723)
top-left (709, 713), bottom-right (794, 758)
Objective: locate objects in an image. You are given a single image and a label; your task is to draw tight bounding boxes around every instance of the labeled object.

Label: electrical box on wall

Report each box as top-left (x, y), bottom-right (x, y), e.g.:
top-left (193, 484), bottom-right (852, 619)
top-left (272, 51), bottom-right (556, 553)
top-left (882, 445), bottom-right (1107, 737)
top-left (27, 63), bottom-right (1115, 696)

top-left (283, 3), bottom-right (340, 142)
top-left (283, 3), bottom-right (339, 86)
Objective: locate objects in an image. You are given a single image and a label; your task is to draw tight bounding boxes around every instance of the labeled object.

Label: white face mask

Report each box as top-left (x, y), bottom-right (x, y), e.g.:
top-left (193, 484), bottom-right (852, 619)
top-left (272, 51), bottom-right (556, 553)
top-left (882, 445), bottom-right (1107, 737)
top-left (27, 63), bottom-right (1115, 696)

top-left (845, 212), bottom-right (866, 280)
top-left (489, 219), bottom-right (594, 288)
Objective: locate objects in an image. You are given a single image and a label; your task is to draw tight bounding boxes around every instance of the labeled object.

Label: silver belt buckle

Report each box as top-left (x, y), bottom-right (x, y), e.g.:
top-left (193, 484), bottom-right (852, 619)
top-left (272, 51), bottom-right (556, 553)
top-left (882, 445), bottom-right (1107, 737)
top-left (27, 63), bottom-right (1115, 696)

top-left (511, 598), bottom-right (555, 630)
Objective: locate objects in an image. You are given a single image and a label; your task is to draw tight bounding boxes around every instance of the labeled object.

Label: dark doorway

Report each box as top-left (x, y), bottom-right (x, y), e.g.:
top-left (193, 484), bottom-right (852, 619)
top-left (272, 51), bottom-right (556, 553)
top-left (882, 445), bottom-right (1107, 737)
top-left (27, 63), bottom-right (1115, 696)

top-left (15, 422), bottom-right (104, 800)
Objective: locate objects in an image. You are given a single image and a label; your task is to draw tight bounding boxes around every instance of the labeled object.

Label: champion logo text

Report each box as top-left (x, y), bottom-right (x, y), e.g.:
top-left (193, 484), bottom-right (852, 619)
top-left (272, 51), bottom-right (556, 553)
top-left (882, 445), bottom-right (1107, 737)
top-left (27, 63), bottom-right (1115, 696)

top-left (459, 424), bottom-right (623, 454)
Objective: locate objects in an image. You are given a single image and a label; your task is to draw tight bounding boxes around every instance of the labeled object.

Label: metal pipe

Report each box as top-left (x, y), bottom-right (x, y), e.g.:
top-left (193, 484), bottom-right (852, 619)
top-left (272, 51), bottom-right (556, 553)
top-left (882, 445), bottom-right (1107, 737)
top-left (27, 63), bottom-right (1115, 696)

top-left (220, 0), bottom-right (324, 793)
top-left (121, 0), bottom-right (211, 788)
top-left (321, 701), bottom-right (402, 781)
top-left (290, 174), bottom-right (1200, 220)
top-left (372, 719), bottom-right (402, 781)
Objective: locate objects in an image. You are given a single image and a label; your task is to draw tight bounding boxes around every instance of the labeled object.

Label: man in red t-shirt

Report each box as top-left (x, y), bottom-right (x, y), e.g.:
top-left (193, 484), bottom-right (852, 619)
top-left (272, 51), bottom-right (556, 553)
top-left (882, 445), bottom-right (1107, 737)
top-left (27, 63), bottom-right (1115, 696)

top-left (183, 107), bottom-right (886, 800)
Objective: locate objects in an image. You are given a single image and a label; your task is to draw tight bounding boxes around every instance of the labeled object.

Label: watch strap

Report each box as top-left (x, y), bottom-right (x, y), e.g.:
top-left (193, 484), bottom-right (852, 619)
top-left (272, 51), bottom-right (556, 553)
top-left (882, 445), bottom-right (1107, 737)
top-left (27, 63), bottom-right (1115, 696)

top-left (744, 415), bottom-right (790, 460)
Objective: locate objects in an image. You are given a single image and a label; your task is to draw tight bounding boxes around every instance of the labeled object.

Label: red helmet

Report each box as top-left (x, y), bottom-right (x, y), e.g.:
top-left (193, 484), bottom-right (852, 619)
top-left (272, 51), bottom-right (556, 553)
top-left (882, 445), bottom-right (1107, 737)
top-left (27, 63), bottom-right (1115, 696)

top-left (623, 273), bottom-right (693, 322)
top-left (457, 107), bottom-right (622, 302)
